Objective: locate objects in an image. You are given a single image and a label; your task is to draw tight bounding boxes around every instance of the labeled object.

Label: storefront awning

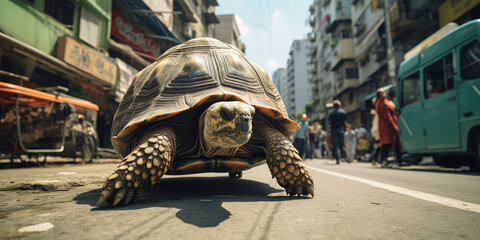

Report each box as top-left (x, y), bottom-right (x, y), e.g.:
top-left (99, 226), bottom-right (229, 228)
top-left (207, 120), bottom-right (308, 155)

top-left (117, 0), bottom-right (181, 44)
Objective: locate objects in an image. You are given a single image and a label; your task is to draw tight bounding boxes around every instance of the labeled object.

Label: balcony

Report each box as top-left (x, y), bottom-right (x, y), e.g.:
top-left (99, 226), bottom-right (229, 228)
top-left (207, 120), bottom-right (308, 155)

top-left (331, 39), bottom-right (354, 70)
top-left (336, 78), bottom-right (358, 94)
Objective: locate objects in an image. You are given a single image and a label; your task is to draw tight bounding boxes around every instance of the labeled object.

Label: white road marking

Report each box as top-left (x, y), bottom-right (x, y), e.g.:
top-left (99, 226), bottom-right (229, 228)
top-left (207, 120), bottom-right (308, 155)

top-left (307, 165), bottom-right (480, 214)
top-left (18, 222), bottom-right (54, 233)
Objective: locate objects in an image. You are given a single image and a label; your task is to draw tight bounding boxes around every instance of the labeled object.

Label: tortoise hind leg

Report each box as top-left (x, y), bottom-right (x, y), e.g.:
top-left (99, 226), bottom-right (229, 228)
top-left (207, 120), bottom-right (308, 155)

top-left (97, 127), bottom-right (176, 207)
top-left (263, 128), bottom-right (314, 197)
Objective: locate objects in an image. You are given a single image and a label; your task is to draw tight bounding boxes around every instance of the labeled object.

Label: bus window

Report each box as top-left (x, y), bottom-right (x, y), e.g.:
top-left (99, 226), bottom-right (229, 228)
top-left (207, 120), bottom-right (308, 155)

top-left (424, 54), bottom-right (454, 99)
top-left (401, 72), bottom-right (420, 107)
top-left (461, 40), bottom-right (480, 79)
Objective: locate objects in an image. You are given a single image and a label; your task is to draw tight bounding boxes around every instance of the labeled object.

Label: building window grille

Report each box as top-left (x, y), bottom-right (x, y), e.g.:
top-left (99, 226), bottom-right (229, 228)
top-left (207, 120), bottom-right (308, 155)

top-left (44, 0), bottom-right (74, 26)
top-left (341, 29), bottom-right (352, 39)
top-left (345, 68), bottom-right (358, 79)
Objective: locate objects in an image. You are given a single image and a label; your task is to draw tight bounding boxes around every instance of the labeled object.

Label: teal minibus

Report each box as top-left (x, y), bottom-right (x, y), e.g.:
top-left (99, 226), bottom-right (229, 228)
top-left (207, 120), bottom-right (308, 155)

top-left (397, 20), bottom-right (480, 170)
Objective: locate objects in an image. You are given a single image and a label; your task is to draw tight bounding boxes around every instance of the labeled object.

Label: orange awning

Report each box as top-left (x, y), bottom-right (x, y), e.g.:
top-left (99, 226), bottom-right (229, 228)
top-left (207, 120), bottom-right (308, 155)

top-left (0, 82), bottom-right (99, 111)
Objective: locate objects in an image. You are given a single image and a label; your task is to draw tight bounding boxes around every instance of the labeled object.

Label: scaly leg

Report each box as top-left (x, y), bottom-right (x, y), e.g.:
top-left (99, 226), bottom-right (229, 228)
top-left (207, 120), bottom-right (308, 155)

top-left (97, 127), bottom-right (176, 206)
top-left (263, 127), bottom-right (314, 197)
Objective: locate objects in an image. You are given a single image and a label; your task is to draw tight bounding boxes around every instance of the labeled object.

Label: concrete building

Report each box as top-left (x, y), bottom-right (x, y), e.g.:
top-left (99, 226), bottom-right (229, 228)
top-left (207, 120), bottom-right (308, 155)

top-left (143, 0), bottom-right (219, 43)
top-left (308, 0), bottom-right (354, 125)
top-left (214, 14), bottom-right (245, 52)
top-left (286, 39), bottom-right (311, 118)
top-left (272, 68), bottom-right (288, 102)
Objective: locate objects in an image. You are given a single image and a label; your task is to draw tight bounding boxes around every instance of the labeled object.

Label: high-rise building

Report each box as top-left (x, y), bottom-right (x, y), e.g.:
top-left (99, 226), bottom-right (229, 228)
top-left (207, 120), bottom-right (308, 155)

top-left (286, 39), bottom-right (311, 118)
top-left (272, 68), bottom-right (287, 101)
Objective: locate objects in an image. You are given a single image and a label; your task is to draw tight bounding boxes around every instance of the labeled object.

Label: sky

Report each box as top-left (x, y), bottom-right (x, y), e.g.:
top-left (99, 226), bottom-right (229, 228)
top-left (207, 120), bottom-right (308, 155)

top-left (216, 0), bottom-right (312, 76)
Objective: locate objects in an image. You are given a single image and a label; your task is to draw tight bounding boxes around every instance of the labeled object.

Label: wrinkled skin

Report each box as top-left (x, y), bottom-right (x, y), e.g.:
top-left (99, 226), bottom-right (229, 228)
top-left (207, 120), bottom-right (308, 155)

top-left (97, 101), bottom-right (314, 207)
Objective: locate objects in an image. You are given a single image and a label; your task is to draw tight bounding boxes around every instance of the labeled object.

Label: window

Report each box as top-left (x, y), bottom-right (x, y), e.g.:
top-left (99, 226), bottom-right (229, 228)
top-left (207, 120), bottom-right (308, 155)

top-left (44, 0), bottom-right (74, 26)
top-left (79, 7), bottom-right (102, 47)
top-left (461, 40), bottom-right (480, 79)
top-left (341, 29), bottom-right (352, 39)
top-left (345, 68), bottom-right (358, 79)
top-left (401, 72), bottom-right (420, 107)
top-left (424, 54), bottom-right (454, 99)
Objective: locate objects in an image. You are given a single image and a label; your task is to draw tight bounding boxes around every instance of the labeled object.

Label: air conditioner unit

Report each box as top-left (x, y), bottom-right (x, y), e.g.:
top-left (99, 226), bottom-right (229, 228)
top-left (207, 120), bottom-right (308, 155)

top-left (183, 23), bottom-right (193, 38)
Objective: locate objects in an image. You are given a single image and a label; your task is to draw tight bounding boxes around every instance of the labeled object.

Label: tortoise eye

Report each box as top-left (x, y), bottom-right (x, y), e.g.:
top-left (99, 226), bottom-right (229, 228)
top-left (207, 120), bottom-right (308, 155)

top-left (220, 105), bottom-right (235, 121)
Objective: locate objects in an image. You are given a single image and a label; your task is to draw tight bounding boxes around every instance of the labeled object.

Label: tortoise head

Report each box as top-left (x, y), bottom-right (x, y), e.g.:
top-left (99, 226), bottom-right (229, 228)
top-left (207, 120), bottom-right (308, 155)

top-left (202, 101), bottom-right (255, 148)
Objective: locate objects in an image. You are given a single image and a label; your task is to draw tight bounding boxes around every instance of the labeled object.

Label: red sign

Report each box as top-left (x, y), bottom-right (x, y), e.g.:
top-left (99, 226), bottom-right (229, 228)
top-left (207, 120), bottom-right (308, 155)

top-left (111, 8), bottom-right (160, 59)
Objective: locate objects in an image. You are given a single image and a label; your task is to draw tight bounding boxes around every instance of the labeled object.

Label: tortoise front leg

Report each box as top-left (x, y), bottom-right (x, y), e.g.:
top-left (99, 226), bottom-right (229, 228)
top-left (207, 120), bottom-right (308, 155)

top-left (97, 127), bottom-right (176, 207)
top-left (263, 128), bottom-right (314, 197)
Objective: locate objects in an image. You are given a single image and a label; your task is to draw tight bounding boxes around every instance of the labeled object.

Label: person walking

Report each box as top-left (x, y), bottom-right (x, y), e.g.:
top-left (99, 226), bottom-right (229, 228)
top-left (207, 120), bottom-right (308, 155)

top-left (344, 123), bottom-right (356, 163)
top-left (292, 113), bottom-right (309, 159)
top-left (306, 126), bottom-right (316, 160)
top-left (328, 100), bottom-right (347, 164)
top-left (370, 102), bottom-right (382, 166)
top-left (375, 89), bottom-right (402, 167)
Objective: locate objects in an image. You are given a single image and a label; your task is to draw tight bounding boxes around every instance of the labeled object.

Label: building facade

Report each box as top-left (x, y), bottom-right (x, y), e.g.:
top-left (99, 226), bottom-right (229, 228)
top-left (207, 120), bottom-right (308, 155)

top-left (214, 14), bottom-right (245, 52)
top-left (286, 39), bottom-right (311, 118)
top-left (272, 68), bottom-right (287, 102)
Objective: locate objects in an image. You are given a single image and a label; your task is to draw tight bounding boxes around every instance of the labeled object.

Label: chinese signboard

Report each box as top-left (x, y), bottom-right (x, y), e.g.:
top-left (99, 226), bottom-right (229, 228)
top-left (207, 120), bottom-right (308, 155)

top-left (111, 8), bottom-right (160, 59)
top-left (57, 36), bottom-right (117, 86)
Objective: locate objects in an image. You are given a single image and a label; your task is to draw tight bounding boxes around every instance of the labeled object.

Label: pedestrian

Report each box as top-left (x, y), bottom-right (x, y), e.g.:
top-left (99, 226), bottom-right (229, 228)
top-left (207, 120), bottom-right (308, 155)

top-left (375, 88), bottom-right (402, 167)
top-left (328, 100), bottom-right (347, 164)
top-left (313, 124), bottom-right (322, 158)
top-left (370, 102), bottom-right (382, 166)
top-left (319, 127), bottom-right (327, 158)
top-left (292, 113), bottom-right (309, 159)
top-left (344, 123), bottom-right (356, 163)
top-left (306, 126), bottom-right (316, 160)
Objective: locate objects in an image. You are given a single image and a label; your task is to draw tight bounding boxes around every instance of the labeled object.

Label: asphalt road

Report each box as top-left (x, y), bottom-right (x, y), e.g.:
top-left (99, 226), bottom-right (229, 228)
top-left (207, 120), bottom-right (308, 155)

top-left (0, 159), bottom-right (479, 239)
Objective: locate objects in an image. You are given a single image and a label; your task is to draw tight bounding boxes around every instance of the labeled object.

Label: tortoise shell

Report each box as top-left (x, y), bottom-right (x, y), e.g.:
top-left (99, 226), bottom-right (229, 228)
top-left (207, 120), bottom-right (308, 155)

top-left (111, 38), bottom-right (298, 158)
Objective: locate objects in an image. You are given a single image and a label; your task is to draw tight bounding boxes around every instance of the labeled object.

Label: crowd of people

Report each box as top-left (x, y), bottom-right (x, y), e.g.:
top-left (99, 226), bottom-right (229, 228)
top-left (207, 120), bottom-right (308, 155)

top-left (292, 88), bottom-right (404, 168)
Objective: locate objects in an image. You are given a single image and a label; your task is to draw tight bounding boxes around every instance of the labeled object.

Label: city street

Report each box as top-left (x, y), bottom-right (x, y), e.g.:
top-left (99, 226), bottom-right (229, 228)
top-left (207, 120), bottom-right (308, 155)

top-left (0, 159), bottom-right (479, 239)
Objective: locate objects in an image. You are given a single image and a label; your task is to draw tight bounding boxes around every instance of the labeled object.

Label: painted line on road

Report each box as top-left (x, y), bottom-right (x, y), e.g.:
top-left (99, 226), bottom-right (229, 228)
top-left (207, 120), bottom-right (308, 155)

top-left (306, 165), bottom-right (480, 214)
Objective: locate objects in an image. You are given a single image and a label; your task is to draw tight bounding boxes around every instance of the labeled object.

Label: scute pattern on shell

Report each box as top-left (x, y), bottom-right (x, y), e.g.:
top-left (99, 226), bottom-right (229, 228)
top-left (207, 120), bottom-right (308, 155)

top-left (111, 38), bottom-right (297, 157)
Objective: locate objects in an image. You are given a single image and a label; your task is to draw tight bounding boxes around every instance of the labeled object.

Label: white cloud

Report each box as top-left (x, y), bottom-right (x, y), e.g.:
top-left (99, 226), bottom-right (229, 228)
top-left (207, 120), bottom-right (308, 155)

top-left (265, 59), bottom-right (279, 73)
top-left (271, 10), bottom-right (283, 25)
top-left (235, 15), bottom-right (249, 36)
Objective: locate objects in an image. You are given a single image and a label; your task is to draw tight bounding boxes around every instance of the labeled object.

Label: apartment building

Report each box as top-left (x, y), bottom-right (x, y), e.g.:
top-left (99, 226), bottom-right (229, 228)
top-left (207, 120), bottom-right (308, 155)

top-left (214, 14), bottom-right (245, 52)
top-left (286, 39), bottom-right (311, 118)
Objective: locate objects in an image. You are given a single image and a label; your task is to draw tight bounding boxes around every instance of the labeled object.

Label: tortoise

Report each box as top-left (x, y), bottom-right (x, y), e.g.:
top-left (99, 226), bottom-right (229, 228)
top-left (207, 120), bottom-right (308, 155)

top-left (97, 38), bottom-right (314, 206)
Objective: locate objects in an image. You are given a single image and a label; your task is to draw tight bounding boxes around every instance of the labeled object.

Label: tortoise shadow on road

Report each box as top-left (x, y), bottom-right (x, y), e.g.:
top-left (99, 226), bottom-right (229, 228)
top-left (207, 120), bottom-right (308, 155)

top-left (74, 176), bottom-right (308, 228)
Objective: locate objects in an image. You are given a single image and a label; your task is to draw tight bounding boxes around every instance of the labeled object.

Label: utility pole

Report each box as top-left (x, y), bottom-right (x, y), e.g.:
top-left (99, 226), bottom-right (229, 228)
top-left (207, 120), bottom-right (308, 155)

top-left (384, 0), bottom-right (396, 86)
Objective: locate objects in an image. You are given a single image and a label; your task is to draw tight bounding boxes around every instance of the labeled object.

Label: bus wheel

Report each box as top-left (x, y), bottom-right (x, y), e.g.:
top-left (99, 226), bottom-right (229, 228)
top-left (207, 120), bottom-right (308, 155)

top-left (470, 134), bottom-right (480, 172)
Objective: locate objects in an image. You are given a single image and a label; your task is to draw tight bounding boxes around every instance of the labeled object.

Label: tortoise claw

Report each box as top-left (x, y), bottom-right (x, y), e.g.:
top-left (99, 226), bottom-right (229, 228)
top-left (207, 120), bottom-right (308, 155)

top-left (97, 189), bottom-right (112, 206)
